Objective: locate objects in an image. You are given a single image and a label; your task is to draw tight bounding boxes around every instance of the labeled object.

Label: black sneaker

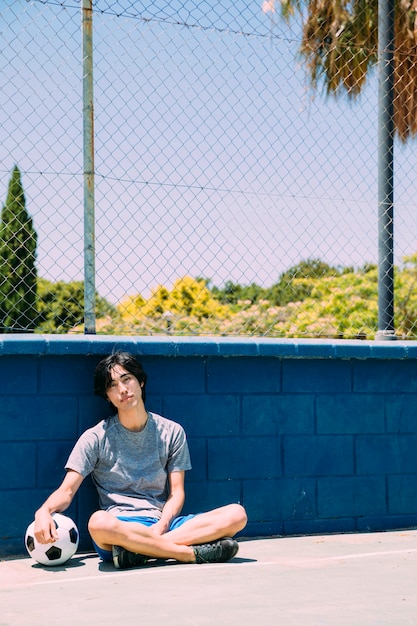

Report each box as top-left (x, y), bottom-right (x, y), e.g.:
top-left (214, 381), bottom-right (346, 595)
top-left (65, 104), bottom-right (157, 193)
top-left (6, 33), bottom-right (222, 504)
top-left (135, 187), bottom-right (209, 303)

top-left (112, 545), bottom-right (148, 569)
top-left (192, 537), bottom-right (239, 564)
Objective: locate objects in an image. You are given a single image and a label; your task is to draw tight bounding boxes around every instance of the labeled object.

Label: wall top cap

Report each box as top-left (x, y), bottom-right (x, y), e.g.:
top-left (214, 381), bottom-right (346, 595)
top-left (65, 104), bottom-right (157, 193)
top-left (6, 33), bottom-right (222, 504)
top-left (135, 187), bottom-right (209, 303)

top-left (0, 335), bottom-right (416, 359)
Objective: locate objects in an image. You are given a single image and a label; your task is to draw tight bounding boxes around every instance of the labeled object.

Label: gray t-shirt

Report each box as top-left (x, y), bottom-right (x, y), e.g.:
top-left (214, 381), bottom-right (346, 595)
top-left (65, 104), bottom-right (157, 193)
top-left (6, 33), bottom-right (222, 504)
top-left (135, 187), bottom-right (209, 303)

top-left (65, 412), bottom-right (192, 518)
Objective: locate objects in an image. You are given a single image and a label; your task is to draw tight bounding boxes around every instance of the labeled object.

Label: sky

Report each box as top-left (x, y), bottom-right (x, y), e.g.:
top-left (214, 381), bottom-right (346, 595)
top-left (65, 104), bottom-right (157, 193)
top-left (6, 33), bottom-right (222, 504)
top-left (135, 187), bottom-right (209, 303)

top-left (1, 0), bottom-right (417, 304)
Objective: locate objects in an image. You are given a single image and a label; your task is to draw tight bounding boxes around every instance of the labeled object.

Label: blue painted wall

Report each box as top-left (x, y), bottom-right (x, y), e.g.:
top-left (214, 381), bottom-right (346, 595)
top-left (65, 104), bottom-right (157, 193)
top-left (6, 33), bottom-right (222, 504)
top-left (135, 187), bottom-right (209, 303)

top-left (2, 335), bottom-right (417, 557)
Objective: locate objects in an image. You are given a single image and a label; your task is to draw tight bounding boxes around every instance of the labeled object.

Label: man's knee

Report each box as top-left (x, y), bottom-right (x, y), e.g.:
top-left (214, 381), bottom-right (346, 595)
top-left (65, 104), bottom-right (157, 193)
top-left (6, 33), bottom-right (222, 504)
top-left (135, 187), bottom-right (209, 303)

top-left (219, 503), bottom-right (247, 533)
top-left (231, 503), bottom-right (247, 529)
top-left (88, 510), bottom-right (114, 535)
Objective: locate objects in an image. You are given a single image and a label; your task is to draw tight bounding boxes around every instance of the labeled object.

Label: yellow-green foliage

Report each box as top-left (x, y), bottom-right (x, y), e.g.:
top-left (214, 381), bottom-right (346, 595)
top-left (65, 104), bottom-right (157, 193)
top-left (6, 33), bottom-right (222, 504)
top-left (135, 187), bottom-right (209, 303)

top-left (395, 253), bottom-right (417, 337)
top-left (91, 257), bottom-right (417, 338)
top-left (116, 276), bottom-right (231, 334)
top-left (274, 268), bottom-right (379, 338)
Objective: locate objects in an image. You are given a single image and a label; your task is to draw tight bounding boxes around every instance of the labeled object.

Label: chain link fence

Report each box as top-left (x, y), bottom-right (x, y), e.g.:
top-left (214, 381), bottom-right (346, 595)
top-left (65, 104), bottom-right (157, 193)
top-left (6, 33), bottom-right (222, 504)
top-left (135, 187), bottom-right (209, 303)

top-left (1, 0), bottom-right (417, 338)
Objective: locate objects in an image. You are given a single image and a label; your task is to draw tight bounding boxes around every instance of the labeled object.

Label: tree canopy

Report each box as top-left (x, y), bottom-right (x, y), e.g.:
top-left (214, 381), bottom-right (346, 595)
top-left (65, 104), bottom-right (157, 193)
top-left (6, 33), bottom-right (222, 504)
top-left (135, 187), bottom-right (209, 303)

top-left (0, 166), bottom-right (38, 332)
top-left (36, 278), bottom-right (116, 334)
top-left (271, 0), bottom-right (417, 141)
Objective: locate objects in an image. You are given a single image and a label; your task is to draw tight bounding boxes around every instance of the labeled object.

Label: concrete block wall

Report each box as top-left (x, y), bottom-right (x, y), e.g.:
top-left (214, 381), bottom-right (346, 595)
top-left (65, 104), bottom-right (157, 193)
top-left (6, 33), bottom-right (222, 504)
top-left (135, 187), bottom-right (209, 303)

top-left (2, 335), bottom-right (417, 557)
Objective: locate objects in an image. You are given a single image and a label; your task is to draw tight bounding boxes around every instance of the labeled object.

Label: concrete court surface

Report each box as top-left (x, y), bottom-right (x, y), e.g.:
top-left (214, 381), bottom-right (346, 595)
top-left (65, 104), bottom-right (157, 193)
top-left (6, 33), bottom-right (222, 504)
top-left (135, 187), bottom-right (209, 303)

top-left (2, 531), bottom-right (417, 626)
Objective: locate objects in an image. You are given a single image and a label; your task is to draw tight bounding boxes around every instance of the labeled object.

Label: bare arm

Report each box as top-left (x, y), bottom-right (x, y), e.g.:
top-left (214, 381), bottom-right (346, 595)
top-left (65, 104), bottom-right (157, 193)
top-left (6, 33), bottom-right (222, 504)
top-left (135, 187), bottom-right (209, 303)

top-left (34, 470), bottom-right (84, 544)
top-left (149, 470), bottom-right (186, 536)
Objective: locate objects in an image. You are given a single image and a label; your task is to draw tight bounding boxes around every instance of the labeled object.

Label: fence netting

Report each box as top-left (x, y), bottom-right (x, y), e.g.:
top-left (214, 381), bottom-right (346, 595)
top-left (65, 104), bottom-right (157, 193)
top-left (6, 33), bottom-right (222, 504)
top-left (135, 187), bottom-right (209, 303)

top-left (1, 0), bottom-right (417, 338)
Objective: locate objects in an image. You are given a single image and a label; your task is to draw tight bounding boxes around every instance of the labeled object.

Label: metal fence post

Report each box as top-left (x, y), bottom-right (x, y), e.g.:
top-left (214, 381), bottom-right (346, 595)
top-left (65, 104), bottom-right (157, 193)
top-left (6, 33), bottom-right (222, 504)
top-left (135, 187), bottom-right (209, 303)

top-left (376, 0), bottom-right (396, 340)
top-left (82, 0), bottom-right (96, 334)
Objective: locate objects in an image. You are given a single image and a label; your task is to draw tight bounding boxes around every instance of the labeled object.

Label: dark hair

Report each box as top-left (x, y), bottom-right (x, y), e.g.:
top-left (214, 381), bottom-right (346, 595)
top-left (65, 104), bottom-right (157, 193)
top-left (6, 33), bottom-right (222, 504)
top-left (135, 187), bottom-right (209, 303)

top-left (94, 352), bottom-right (148, 407)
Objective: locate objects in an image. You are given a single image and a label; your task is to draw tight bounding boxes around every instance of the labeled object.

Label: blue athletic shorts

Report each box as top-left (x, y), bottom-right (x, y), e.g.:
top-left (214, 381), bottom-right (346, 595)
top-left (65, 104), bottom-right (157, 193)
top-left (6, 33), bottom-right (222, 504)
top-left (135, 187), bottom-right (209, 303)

top-left (93, 513), bottom-right (197, 562)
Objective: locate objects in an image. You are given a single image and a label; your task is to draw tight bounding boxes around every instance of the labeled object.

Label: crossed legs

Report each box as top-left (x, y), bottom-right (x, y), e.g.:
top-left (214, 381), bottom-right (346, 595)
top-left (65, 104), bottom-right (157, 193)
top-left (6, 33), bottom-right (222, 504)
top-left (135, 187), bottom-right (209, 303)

top-left (88, 504), bottom-right (247, 564)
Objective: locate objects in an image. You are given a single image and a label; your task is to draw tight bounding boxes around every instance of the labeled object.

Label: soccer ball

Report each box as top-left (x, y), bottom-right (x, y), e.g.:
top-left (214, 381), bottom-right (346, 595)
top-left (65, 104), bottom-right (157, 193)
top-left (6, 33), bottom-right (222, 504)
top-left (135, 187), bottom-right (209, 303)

top-left (25, 513), bottom-right (79, 566)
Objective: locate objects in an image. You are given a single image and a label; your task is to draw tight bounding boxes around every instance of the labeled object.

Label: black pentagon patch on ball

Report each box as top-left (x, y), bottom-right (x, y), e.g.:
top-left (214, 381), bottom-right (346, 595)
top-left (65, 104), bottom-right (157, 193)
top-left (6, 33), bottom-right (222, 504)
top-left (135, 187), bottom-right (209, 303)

top-left (69, 528), bottom-right (78, 544)
top-left (45, 546), bottom-right (63, 561)
top-left (26, 535), bottom-right (35, 552)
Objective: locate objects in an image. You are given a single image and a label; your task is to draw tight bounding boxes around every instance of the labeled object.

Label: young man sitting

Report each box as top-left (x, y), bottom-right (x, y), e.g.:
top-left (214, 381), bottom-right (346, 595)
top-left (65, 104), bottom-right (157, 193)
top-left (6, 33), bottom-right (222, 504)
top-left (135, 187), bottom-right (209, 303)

top-left (34, 352), bottom-right (248, 569)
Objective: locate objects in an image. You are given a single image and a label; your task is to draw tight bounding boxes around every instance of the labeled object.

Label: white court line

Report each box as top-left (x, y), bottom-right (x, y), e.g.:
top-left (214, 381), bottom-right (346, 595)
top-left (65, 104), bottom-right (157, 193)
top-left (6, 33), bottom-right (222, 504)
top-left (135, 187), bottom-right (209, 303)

top-left (5, 547), bottom-right (417, 590)
top-left (320, 548), bottom-right (417, 561)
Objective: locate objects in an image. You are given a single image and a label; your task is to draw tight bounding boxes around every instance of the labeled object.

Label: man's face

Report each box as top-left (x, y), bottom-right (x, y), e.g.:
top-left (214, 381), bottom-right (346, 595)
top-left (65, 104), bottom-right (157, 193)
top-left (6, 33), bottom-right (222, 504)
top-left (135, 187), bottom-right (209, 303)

top-left (105, 364), bottom-right (144, 410)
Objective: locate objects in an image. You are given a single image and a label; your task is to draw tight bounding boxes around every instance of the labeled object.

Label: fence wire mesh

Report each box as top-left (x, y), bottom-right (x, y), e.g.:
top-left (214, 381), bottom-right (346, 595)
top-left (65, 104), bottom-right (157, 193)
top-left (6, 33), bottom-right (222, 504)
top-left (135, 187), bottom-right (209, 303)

top-left (1, 0), bottom-right (417, 338)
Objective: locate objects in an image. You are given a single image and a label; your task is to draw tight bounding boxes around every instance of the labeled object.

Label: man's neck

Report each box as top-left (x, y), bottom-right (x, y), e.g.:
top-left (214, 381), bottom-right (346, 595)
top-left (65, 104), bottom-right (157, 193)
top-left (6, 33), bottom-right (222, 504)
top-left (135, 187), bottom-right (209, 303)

top-left (117, 405), bottom-right (149, 432)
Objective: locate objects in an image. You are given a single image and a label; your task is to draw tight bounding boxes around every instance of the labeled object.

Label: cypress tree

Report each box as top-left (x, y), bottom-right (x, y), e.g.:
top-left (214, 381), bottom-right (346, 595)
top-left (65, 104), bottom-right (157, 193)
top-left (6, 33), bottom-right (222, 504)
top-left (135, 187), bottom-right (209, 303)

top-left (0, 166), bottom-right (38, 332)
